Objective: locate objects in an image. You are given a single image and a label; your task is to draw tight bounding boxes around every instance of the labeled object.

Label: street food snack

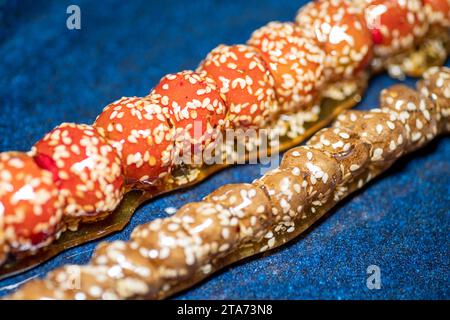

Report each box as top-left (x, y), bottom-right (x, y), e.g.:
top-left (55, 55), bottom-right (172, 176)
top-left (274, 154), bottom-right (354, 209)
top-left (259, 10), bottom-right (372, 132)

top-left (8, 67), bottom-right (449, 299)
top-left (0, 0), bottom-right (448, 279)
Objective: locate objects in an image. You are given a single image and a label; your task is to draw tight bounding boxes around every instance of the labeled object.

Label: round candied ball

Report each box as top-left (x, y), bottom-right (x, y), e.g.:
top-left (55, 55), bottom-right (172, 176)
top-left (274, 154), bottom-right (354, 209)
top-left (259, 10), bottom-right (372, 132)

top-left (380, 84), bottom-right (439, 151)
top-left (32, 123), bottom-right (124, 219)
top-left (130, 217), bottom-right (198, 280)
top-left (176, 202), bottom-right (240, 257)
top-left (296, 0), bottom-right (373, 79)
top-left (254, 167), bottom-right (307, 224)
top-left (94, 96), bottom-right (175, 184)
top-left (334, 109), bottom-right (407, 165)
top-left (417, 66), bottom-right (450, 132)
top-left (150, 71), bottom-right (227, 161)
top-left (92, 240), bottom-right (161, 297)
top-left (248, 21), bottom-right (325, 113)
top-left (307, 127), bottom-right (371, 184)
top-left (362, 0), bottom-right (428, 57)
top-left (420, 66), bottom-right (450, 102)
top-left (424, 0), bottom-right (450, 28)
top-left (280, 146), bottom-right (343, 204)
top-left (204, 183), bottom-right (273, 241)
top-left (198, 44), bottom-right (278, 129)
top-left (47, 265), bottom-right (120, 300)
top-left (0, 152), bottom-right (63, 251)
top-left (8, 279), bottom-right (69, 300)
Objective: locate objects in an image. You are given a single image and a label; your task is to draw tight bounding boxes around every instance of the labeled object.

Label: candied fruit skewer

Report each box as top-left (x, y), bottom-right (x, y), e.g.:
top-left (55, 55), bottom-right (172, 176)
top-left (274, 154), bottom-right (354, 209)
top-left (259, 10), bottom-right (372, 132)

top-left (0, 0), bottom-right (448, 275)
top-left (8, 67), bottom-right (449, 300)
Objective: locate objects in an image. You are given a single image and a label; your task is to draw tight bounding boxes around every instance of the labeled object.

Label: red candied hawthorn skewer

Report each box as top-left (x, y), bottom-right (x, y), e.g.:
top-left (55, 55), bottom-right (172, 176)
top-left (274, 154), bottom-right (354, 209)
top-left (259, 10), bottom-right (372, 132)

top-left (31, 123), bottom-right (124, 229)
top-left (360, 0), bottom-right (429, 57)
top-left (150, 71), bottom-right (227, 164)
top-left (295, 0), bottom-right (374, 80)
top-left (197, 44), bottom-right (278, 129)
top-left (94, 97), bottom-right (175, 185)
top-left (0, 152), bottom-right (64, 263)
top-left (247, 22), bottom-right (325, 113)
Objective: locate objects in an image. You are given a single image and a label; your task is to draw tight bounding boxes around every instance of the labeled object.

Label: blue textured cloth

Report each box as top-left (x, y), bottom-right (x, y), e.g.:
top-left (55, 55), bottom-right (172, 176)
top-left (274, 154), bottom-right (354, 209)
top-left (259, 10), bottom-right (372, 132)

top-left (0, 0), bottom-right (448, 299)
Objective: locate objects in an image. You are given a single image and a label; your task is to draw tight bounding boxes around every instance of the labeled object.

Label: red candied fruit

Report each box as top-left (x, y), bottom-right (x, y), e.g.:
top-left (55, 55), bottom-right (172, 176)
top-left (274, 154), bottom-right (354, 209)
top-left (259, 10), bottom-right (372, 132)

top-left (150, 71), bottom-right (227, 162)
top-left (362, 0), bottom-right (429, 57)
top-left (424, 0), bottom-right (450, 27)
top-left (198, 44), bottom-right (278, 128)
top-left (248, 22), bottom-right (325, 113)
top-left (0, 152), bottom-right (63, 251)
top-left (94, 96), bottom-right (175, 184)
top-left (296, 0), bottom-right (374, 79)
top-left (32, 123), bottom-right (124, 218)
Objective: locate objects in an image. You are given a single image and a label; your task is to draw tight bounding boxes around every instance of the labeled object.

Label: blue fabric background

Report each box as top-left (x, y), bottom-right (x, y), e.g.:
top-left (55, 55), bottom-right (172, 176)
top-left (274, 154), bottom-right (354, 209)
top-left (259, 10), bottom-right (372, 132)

top-left (0, 0), bottom-right (448, 299)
